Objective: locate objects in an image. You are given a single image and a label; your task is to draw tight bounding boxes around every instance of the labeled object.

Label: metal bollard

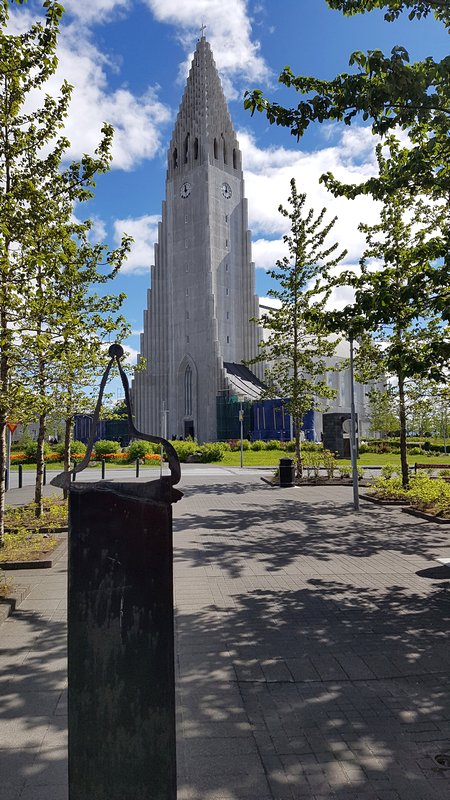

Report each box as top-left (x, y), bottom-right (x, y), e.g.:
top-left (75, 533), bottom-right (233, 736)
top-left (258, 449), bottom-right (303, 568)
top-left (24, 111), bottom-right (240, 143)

top-left (101, 458), bottom-right (105, 479)
top-left (18, 463), bottom-right (23, 489)
top-left (72, 469), bottom-right (76, 482)
top-left (43, 464), bottom-right (47, 485)
top-left (135, 458), bottom-right (140, 478)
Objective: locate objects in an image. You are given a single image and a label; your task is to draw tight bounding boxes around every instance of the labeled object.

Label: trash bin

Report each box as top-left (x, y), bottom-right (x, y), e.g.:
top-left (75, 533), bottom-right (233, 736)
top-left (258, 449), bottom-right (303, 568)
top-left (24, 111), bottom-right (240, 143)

top-left (279, 457), bottom-right (295, 487)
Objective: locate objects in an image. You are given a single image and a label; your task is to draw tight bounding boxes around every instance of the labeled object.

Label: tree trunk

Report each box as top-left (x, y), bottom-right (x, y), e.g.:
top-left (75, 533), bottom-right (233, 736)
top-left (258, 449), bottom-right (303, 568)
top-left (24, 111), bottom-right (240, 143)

top-left (0, 420), bottom-right (6, 547)
top-left (34, 412), bottom-right (46, 517)
top-left (63, 415), bottom-right (72, 500)
top-left (398, 373), bottom-right (409, 488)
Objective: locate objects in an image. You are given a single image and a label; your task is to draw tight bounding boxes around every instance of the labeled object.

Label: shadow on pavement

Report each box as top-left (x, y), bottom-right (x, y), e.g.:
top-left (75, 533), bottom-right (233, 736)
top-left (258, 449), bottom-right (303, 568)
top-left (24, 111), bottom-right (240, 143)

top-left (173, 492), bottom-right (449, 578)
top-left (176, 576), bottom-right (450, 799)
top-left (0, 611), bottom-right (67, 800)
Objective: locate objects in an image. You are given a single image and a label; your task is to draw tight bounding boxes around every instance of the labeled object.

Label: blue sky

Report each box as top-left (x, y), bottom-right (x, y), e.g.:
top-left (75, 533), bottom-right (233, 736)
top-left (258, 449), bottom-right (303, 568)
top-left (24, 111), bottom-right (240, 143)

top-left (11, 1), bottom-right (448, 384)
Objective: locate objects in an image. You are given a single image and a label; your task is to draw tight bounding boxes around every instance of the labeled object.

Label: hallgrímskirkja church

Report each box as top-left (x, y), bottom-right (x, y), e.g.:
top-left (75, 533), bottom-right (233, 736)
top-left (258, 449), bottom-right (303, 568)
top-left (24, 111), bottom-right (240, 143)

top-left (133, 35), bottom-right (264, 442)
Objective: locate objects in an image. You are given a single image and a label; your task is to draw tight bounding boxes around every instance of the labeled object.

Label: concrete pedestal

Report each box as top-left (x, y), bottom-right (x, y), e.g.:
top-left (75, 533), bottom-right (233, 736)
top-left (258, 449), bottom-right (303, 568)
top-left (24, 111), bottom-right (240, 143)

top-left (68, 479), bottom-right (181, 800)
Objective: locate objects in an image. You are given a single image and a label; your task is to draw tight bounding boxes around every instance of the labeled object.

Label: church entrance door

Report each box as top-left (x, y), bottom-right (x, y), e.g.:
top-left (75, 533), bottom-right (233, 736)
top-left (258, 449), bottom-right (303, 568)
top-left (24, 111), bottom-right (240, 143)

top-left (184, 420), bottom-right (194, 439)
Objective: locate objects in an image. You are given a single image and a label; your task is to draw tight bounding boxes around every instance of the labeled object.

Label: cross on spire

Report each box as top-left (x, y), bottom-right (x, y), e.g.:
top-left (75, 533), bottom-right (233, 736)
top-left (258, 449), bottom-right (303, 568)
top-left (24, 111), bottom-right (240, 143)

top-left (200, 23), bottom-right (206, 38)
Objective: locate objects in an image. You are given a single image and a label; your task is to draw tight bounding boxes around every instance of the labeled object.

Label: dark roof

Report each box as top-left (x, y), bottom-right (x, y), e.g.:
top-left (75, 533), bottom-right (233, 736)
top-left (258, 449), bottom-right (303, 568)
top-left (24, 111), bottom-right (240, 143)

top-left (223, 362), bottom-right (266, 400)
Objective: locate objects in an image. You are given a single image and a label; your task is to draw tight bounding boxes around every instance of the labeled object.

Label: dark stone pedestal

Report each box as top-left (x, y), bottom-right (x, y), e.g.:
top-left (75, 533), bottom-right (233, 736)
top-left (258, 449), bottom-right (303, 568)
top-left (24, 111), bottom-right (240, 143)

top-left (68, 479), bottom-right (181, 800)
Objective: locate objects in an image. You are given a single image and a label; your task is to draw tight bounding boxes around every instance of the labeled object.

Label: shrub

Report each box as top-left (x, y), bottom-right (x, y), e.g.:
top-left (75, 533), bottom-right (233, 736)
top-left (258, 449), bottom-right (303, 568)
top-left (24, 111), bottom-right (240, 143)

top-left (407, 477), bottom-right (450, 518)
top-left (200, 443), bottom-right (225, 462)
top-left (25, 440), bottom-right (50, 460)
top-left (55, 439), bottom-right (86, 456)
top-left (228, 439), bottom-right (250, 451)
top-left (358, 442), bottom-right (370, 454)
top-left (322, 449), bottom-right (338, 479)
top-left (171, 439), bottom-right (199, 462)
top-left (220, 441), bottom-right (232, 451)
top-left (409, 447), bottom-right (424, 456)
top-left (372, 477), bottom-right (409, 500)
top-left (303, 451), bottom-right (322, 478)
top-left (302, 441), bottom-right (323, 452)
top-left (265, 440), bottom-right (280, 450)
top-left (127, 439), bottom-right (155, 461)
top-left (93, 440), bottom-right (121, 457)
top-left (251, 439), bottom-right (265, 451)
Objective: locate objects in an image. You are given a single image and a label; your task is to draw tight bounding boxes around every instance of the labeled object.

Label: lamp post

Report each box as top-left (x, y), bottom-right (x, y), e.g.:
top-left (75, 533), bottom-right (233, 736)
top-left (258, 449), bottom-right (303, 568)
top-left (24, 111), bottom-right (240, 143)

top-left (349, 331), bottom-right (360, 512)
top-left (239, 402), bottom-right (244, 468)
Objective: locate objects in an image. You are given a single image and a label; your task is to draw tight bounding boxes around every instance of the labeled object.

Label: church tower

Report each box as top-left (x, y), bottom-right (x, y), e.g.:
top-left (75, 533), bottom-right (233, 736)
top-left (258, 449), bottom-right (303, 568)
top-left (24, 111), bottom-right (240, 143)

top-left (133, 36), bottom-right (263, 442)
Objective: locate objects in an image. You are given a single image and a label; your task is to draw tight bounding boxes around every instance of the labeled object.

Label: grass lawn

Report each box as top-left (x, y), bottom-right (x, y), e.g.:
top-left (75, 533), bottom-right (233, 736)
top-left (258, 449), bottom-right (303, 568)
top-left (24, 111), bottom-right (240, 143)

top-left (218, 450), bottom-right (450, 468)
top-left (10, 451), bottom-right (450, 470)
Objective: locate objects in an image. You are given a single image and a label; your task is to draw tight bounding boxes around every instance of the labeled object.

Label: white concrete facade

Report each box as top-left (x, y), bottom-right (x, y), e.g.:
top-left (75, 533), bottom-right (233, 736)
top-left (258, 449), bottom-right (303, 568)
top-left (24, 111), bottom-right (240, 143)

top-left (133, 37), bottom-right (263, 442)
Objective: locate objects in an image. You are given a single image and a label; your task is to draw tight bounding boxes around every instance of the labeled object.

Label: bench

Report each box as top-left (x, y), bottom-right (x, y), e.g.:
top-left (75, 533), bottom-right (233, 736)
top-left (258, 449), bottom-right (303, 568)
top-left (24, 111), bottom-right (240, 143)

top-left (414, 462), bottom-right (450, 475)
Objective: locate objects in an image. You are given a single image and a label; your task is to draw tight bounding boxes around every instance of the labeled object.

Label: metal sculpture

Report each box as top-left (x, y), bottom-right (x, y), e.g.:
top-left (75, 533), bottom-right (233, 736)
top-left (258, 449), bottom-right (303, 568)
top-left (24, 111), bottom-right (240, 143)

top-left (55, 345), bottom-right (181, 800)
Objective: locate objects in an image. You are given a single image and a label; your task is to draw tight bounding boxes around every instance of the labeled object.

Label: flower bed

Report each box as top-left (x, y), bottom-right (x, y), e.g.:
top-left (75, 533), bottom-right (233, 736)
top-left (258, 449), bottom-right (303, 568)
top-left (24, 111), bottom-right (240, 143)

top-left (367, 476), bottom-right (450, 519)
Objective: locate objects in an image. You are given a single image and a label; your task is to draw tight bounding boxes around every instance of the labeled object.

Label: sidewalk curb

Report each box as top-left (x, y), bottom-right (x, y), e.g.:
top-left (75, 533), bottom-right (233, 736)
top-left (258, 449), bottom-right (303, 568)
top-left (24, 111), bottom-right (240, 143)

top-left (0, 583), bottom-right (30, 624)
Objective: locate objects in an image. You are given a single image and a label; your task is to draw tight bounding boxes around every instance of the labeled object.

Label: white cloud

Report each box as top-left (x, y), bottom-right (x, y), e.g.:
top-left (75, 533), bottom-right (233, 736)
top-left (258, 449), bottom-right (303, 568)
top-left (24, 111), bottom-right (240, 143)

top-left (252, 238), bottom-right (288, 269)
top-left (142, 0), bottom-right (271, 98)
top-left (240, 126), bottom-right (381, 274)
top-left (88, 216), bottom-right (108, 242)
top-left (64, 0), bottom-right (131, 25)
top-left (114, 214), bottom-right (161, 274)
top-left (123, 344), bottom-right (140, 365)
top-left (46, 24), bottom-right (171, 169)
top-left (8, 8), bottom-right (171, 171)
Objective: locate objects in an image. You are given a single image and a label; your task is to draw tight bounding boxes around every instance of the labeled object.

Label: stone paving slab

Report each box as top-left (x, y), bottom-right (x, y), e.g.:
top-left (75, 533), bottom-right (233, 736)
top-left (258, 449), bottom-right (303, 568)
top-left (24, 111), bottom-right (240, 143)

top-left (2, 476), bottom-right (450, 800)
top-left (173, 477), bottom-right (450, 800)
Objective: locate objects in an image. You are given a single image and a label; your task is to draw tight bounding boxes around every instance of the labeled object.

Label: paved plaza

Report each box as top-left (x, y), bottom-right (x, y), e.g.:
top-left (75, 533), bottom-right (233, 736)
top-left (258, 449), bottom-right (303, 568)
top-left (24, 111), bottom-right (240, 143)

top-left (1, 471), bottom-right (450, 799)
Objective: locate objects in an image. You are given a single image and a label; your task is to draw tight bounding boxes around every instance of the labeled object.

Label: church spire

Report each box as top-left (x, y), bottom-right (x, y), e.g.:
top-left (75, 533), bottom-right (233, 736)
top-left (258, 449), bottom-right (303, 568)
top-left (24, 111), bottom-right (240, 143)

top-left (167, 37), bottom-right (242, 178)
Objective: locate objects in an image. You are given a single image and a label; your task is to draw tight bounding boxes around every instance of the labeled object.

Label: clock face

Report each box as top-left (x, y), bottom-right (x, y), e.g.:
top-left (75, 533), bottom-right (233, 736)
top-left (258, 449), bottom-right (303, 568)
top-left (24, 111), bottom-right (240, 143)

top-left (221, 182), bottom-right (232, 199)
top-left (180, 182), bottom-right (191, 198)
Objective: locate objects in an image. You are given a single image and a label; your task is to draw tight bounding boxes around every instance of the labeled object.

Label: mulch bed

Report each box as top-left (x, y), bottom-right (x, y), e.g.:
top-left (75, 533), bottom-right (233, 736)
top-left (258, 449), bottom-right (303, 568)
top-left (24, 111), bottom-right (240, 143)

top-left (402, 507), bottom-right (450, 525)
top-left (261, 477), bottom-right (373, 488)
top-left (359, 493), bottom-right (407, 506)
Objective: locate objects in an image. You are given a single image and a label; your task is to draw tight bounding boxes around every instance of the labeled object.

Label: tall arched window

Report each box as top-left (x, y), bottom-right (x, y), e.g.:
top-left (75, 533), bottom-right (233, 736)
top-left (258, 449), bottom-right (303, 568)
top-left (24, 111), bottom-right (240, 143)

top-left (213, 138), bottom-right (218, 159)
top-left (233, 148), bottom-right (237, 169)
top-left (184, 365), bottom-right (192, 416)
top-left (194, 137), bottom-right (199, 159)
top-left (173, 147), bottom-right (178, 169)
top-left (222, 134), bottom-right (227, 163)
top-left (184, 133), bottom-right (190, 163)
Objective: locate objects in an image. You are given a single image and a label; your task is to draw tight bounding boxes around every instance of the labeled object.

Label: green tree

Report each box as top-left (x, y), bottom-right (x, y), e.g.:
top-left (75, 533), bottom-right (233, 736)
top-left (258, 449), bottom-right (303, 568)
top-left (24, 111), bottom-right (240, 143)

top-left (0, 1), bottom-right (129, 538)
top-left (247, 179), bottom-right (346, 477)
top-left (367, 386), bottom-right (399, 437)
top-left (245, 1), bottom-right (448, 195)
top-left (332, 147), bottom-right (450, 486)
top-left (244, 1), bottom-right (449, 317)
